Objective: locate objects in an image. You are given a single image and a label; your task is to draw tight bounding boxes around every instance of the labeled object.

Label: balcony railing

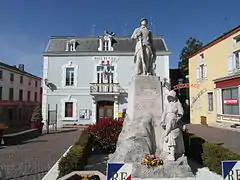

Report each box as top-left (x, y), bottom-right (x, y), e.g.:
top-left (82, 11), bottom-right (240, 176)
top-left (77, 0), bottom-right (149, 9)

top-left (90, 83), bottom-right (121, 94)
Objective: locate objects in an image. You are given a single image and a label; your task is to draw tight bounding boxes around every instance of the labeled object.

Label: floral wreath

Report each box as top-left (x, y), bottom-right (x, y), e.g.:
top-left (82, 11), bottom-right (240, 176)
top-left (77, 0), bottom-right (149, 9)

top-left (141, 154), bottom-right (164, 168)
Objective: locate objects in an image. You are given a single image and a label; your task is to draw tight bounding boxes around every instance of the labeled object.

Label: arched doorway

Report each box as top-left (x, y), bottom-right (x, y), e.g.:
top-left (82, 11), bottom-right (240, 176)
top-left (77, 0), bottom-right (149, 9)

top-left (96, 101), bottom-right (114, 122)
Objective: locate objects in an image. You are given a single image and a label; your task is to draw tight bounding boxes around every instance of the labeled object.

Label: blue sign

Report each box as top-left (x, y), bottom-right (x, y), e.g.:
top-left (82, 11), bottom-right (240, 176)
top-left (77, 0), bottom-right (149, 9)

top-left (222, 160), bottom-right (240, 180)
top-left (107, 162), bottom-right (132, 180)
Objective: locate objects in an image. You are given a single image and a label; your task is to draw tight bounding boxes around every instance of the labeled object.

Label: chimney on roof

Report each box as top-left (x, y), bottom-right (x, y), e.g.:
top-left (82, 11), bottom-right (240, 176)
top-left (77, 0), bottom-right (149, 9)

top-left (18, 64), bottom-right (24, 71)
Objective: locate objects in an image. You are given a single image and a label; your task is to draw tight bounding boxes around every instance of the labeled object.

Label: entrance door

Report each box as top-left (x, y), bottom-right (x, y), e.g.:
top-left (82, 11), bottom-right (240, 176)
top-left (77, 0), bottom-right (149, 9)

top-left (97, 101), bottom-right (114, 121)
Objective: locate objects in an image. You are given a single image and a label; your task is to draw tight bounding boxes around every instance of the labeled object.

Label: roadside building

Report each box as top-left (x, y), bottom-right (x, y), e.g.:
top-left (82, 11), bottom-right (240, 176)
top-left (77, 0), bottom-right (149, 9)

top-left (0, 63), bottom-right (42, 129)
top-left (188, 25), bottom-right (240, 125)
top-left (42, 32), bottom-right (170, 128)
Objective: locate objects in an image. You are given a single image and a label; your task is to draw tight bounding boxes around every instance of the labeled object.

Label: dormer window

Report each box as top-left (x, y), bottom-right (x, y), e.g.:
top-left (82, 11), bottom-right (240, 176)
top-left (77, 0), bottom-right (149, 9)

top-left (103, 37), bottom-right (110, 51)
top-left (98, 31), bottom-right (117, 51)
top-left (66, 39), bottom-right (77, 52)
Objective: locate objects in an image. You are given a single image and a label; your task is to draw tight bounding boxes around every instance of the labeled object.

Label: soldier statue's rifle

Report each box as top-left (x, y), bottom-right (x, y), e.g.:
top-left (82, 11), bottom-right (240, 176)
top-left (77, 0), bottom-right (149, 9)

top-left (138, 34), bottom-right (147, 75)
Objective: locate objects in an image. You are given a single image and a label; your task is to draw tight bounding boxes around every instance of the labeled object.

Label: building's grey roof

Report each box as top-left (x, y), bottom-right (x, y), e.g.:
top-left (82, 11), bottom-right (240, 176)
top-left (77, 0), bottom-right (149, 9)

top-left (44, 35), bottom-right (168, 54)
top-left (0, 62), bottom-right (41, 80)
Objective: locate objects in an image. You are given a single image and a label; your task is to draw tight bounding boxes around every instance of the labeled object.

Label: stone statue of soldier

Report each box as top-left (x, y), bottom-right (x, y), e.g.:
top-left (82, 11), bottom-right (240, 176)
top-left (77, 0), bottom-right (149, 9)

top-left (131, 18), bottom-right (156, 76)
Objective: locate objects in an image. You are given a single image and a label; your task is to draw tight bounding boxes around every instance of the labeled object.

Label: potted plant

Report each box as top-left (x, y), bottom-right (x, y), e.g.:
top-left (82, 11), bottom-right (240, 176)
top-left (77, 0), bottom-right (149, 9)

top-left (30, 105), bottom-right (44, 133)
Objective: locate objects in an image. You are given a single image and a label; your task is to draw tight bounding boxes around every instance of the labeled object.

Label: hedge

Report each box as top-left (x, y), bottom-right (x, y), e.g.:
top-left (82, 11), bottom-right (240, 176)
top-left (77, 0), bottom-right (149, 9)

top-left (58, 130), bottom-right (92, 178)
top-left (184, 132), bottom-right (240, 175)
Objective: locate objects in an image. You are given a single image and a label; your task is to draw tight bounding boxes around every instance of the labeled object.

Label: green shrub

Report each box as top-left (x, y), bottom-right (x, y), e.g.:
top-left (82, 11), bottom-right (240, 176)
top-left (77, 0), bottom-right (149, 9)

top-left (31, 105), bottom-right (43, 123)
top-left (184, 132), bottom-right (240, 175)
top-left (202, 143), bottom-right (240, 174)
top-left (188, 135), bottom-right (206, 164)
top-left (58, 130), bottom-right (92, 178)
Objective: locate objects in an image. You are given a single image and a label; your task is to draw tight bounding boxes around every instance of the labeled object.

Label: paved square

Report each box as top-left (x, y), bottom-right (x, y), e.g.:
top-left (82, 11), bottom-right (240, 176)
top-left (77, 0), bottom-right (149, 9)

top-left (0, 130), bottom-right (81, 180)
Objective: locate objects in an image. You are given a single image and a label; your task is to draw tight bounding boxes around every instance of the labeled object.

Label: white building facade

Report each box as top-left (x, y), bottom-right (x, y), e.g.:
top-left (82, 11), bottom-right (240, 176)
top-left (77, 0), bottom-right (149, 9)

top-left (42, 33), bottom-right (170, 127)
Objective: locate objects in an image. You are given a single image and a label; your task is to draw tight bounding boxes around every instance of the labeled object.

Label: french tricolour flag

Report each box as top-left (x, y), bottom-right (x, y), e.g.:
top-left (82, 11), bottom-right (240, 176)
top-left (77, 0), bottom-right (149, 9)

top-left (101, 60), bottom-right (110, 65)
top-left (222, 160), bottom-right (240, 180)
top-left (107, 163), bottom-right (132, 180)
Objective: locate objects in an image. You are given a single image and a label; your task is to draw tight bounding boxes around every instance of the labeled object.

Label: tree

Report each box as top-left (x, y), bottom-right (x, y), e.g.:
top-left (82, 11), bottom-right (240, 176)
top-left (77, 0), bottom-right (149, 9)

top-left (31, 105), bottom-right (43, 123)
top-left (178, 37), bottom-right (203, 75)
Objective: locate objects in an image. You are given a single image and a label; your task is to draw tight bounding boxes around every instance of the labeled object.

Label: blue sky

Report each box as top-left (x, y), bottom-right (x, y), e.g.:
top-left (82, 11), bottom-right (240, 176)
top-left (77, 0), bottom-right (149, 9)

top-left (0, 0), bottom-right (239, 77)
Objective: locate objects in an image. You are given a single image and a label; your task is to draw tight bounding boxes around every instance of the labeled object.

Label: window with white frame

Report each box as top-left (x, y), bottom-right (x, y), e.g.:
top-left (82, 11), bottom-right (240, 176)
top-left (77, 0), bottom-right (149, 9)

top-left (197, 64), bottom-right (207, 81)
top-left (207, 92), bottom-right (214, 111)
top-left (222, 87), bottom-right (239, 115)
top-left (96, 61), bottom-right (115, 84)
top-left (228, 52), bottom-right (240, 73)
top-left (196, 53), bottom-right (207, 81)
top-left (65, 67), bottom-right (74, 86)
top-left (103, 40), bottom-right (109, 51)
top-left (61, 97), bottom-right (77, 120)
top-left (199, 64), bottom-right (204, 80)
top-left (65, 102), bottom-right (73, 117)
top-left (66, 39), bottom-right (77, 52)
top-left (234, 51), bottom-right (240, 70)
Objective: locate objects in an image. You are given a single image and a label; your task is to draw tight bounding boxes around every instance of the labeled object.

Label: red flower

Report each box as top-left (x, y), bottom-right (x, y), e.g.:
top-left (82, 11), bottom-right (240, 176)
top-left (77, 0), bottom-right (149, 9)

top-left (88, 117), bottom-right (123, 153)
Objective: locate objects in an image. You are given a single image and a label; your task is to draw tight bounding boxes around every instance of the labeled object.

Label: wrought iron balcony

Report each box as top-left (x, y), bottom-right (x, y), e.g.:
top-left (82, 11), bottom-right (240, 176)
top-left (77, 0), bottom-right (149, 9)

top-left (90, 83), bottom-right (121, 94)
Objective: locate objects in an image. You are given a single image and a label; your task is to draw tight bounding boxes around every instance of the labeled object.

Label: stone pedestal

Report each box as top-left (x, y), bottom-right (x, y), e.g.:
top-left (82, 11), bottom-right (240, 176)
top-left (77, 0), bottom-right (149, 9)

top-left (127, 76), bottom-right (163, 121)
top-left (108, 75), bottom-right (194, 179)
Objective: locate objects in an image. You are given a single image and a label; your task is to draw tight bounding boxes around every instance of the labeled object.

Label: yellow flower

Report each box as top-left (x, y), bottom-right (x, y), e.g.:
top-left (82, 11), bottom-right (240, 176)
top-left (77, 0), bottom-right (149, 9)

top-left (82, 175), bottom-right (88, 180)
top-left (144, 159), bottom-right (148, 163)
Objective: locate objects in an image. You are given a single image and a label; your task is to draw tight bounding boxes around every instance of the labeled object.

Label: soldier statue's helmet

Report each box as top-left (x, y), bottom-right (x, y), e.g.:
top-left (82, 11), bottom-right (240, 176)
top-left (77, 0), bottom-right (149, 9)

top-left (140, 18), bottom-right (148, 25)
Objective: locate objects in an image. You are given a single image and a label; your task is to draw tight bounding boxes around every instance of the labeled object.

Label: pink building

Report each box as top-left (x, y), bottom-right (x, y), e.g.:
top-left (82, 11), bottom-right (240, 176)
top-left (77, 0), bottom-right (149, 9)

top-left (0, 62), bottom-right (42, 130)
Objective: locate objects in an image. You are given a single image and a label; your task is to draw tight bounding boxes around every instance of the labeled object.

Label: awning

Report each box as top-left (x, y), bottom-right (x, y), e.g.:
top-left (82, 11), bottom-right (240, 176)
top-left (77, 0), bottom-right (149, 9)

top-left (213, 74), bottom-right (240, 88)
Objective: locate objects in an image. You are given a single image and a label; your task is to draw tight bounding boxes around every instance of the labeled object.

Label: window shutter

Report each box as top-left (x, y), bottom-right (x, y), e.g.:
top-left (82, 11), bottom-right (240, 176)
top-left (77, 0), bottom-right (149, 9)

top-left (233, 53), bottom-right (236, 71)
top-left (86, 109), bottom-right (90, 119)
top-left (207, 92), bottom-right (210, 111)
top-left (215, 89), bottom-right (220, 114)
top-left (228, 54), bottom-right (234, 73)
top-left (196, 67), bottom-right (200, 81)
top-left (204, 64), bottom-right (208, 78)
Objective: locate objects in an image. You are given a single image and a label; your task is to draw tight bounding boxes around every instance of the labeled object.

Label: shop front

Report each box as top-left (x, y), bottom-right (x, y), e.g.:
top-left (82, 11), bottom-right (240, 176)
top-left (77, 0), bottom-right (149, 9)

top-left (214, 75), bottom-right (240, 123)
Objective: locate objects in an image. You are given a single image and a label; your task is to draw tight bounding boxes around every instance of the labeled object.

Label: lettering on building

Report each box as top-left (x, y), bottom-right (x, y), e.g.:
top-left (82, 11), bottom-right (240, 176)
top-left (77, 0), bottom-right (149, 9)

top-left (173, 83), bottom-right (200, 90)
top-left (190, 88), bottom-right (207, 110)
top-left (93, 56), bottom-right (119, 61)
